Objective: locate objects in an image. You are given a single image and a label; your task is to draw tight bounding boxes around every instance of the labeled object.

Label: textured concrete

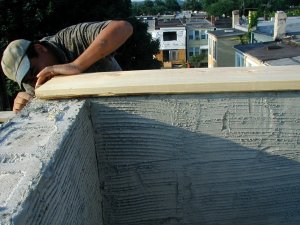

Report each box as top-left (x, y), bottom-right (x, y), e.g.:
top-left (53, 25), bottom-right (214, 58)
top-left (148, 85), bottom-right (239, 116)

top-left (91, 92), bottom-right (300, 225)
top-left (0, 99), bottom-right (102, 225)
top-left (1, 91), bottom-right (300, 224)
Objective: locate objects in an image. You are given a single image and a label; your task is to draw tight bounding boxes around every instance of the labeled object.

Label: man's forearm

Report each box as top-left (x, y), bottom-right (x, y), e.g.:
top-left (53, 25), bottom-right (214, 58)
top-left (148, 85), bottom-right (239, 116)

top-left (35, 20), bottom-right (133, 87)
top-left (73, 20), bottom-right (133, 72)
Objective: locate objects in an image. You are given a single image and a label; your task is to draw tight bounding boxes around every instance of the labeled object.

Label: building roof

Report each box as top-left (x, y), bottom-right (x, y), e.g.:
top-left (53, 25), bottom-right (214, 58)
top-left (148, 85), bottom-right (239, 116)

top-left (234, 41), bottom-right (300, 65)
top-left (213, 17), bottom-right (232, 29)
top-left (156, 18), bottom-right (185, 28)
top-left (207, 28), bottom-right (246, 38)
top-left (186, 19), bottom-right (215, 29)
top-left (254, 16), bottom-right (300, 37)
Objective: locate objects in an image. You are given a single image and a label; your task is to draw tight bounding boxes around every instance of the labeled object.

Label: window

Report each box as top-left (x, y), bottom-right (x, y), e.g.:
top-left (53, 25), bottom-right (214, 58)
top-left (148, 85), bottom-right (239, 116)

top-left (201, 49), bottom-right (208, 55)
top-left (188, 30), bottom-right (204, 40)
top-left (195, 30), bottom-right (200, 40)
top-left (163, 32), bottom-right (177, 41)
top-left (163, 50), bottom-right (179, 61)
top-left (201, 30), bottom-right (207, 40)
top-left (188, 31), bottom-right (194, 40)
top-left (189, 47), bottom-right (200, 57)
top-left (189, 48), bottom-right (194, 57)
top-left (169, 50), bottom-right (179, 61)
top-left (213, 40), bottom-right (217, 60)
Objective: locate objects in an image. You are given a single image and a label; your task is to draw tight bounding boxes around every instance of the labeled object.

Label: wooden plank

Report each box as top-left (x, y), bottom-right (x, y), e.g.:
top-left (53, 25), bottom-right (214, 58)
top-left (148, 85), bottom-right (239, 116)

top-left (35, 66), bottom-right (300, 99)
top-left (0, 111), bottom-right (15, 123)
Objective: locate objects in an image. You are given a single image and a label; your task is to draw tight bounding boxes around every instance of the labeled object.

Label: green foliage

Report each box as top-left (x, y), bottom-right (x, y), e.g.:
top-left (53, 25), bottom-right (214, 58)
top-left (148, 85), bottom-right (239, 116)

top-left (240, 32), bottom-right (251, 44)
top-left (286, 9), bottom-right (300, 16)
top-left (115, 17), bottom-right (162, 70)
top-left (205, 0), bottom-right (238, 17)
top-left (201, 0), bottom-right (297, 17)
top-left (165, 0), bottom-right (181, 12)
top-left (183, 0), bottom-right (202, 11)
top-left (0, 0), bottom-right (160, 106)
top-left (248, 11), bottom-right (258, 30)
top-left (132, 0), bottom-right (180, 16)
top-left (190, 53), bottom-right (206, 68)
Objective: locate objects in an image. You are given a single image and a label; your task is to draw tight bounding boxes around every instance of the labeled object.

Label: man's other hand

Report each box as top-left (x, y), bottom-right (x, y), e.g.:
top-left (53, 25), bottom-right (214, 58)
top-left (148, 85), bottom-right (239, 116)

top-left (13, 92), bottom-right (33, 113)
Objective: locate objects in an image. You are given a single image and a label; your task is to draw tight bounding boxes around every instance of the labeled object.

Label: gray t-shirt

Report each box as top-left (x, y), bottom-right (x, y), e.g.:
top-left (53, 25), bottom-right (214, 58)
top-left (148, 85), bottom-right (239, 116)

top-left (40, 21), bottom-right (122, 72)
top-left (24, 21), bottom-right (122, 96)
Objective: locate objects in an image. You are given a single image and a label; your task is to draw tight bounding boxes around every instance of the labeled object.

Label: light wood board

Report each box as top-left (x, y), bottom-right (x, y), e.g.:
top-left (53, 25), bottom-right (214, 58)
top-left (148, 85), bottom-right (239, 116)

top-left (35, 66), bottom-right (300, 99)
top-left (0, 111), bottom-right (15, 123)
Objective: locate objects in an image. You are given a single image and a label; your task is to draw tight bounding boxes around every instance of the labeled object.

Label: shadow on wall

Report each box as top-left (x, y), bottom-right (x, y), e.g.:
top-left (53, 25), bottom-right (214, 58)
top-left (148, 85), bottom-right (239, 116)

top-left (90, 96), bottom-right (300, 225)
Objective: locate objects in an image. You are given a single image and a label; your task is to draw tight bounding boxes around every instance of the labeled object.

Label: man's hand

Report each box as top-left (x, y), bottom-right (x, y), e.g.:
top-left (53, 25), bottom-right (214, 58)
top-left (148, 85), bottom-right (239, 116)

top-left (13, 92), bottom-right (33, 113)
top-left (35, 63), bottom-right (82, 88)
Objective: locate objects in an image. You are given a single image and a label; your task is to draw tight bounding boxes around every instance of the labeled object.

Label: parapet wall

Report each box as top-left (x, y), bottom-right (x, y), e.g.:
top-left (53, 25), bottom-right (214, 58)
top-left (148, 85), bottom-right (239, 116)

top-left (1, 66), bottom-right (300, 224)
top-left (1, 91), bottom-right (300, 224)
top-left (0, 100), bottom-right (102, 225)
top-left (91, 93), bottom-right (300, 225)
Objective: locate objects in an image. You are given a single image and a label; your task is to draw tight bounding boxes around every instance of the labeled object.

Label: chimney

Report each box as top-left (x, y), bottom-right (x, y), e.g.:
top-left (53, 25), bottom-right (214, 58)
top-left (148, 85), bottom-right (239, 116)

top-left (211, 16), bottom-right (216, 25)
top-left (274, 11), bottom-right (287, 40)
top-left (232, 10), bottom-right (239, 28)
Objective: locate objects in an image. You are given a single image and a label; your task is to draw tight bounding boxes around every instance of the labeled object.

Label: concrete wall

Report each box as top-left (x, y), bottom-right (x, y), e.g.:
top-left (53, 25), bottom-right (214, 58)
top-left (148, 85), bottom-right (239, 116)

top-left (2, 91), bottom-right (300, 224)
top-left (0, 100), bottom-right (102, 225)
top-left (217, 37), bottom-right (242, 67)
top-left (91, 93), bottom-right (300, 225)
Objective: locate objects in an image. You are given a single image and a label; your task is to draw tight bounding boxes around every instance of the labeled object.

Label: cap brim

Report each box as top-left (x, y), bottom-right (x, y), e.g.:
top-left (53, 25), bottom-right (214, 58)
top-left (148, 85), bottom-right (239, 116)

top-left (16, 55), bottom-right (30, 87)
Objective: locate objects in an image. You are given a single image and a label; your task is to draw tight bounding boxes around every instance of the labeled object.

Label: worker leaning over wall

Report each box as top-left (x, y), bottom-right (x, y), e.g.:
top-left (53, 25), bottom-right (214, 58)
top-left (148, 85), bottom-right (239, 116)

top-left (1, 20), bottom-right (133, 113)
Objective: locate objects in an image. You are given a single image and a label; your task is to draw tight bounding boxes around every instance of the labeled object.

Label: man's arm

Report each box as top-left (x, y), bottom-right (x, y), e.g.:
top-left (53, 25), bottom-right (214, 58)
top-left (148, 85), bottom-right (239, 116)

top-left (36, 20), bottom-right (133, 87)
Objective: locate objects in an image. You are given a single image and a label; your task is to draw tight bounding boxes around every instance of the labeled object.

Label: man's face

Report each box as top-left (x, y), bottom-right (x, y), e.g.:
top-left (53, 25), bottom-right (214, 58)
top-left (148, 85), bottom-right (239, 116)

top-left (22, 44), bottom-right (58, 88)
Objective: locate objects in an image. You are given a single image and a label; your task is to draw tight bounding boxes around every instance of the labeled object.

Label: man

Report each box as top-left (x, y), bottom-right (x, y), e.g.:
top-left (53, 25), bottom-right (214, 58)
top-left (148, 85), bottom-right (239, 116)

top-left (1, 20), bottom-right (133, 112)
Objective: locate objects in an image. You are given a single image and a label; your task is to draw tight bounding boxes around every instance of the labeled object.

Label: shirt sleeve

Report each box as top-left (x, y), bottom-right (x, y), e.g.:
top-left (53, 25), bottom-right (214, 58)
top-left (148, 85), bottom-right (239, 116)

top-left (41, 21), bottom-right (112, 60)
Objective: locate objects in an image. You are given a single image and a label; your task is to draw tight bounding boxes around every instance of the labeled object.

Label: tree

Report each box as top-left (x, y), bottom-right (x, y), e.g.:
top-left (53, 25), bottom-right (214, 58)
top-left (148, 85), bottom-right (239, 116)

top-left (205, 0), bottom-right (238, 17)
top-left (190, 54), bottom-right (207, 68)
top-left (144, 0), bottom-right (155, 15)
top-left (115, 17), bottom-right (161, 70)
top-left (0, 0), bottom-right (160, 108)
top-left (132, 2), bottom-right (144, 16)
top-left (153, 0), bottom-right (167, 15)
top-left (165, 0), bottom-right (181, 12)
top-left (202, 0), bottom-right (294, 17)
top-left (0, 0), bottom-right (55, 106)
top-left (183, 0), bottom-right (202, 11)
top-left (131, 0), bottom-right (183, 16)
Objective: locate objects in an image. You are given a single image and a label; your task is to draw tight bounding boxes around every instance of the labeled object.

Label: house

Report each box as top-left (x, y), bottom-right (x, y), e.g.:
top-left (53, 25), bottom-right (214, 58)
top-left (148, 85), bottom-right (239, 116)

top-left (186, 19), bottom-right (215, 67)
top-left (234, 40), bottom-right (300, 67)
top-left (233, 10), bottom-right (300, 43)
top-left (254, 12), bottom-right (300, 42)
top-left (137, 13), bottom-right (231, 68)
top-left (207, 29), bottom-right (246, 68)
top-left (152, 19), bottom-right (186, 68)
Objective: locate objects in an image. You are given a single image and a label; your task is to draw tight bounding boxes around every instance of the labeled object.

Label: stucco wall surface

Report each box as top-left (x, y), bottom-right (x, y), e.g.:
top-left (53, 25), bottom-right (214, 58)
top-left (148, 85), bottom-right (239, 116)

top-left (91, 92), bottom-right (300, 225)
top-left (0, 99), bottom-right (102, 225)
top-left (1, 91), bottom-right (300, 225)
